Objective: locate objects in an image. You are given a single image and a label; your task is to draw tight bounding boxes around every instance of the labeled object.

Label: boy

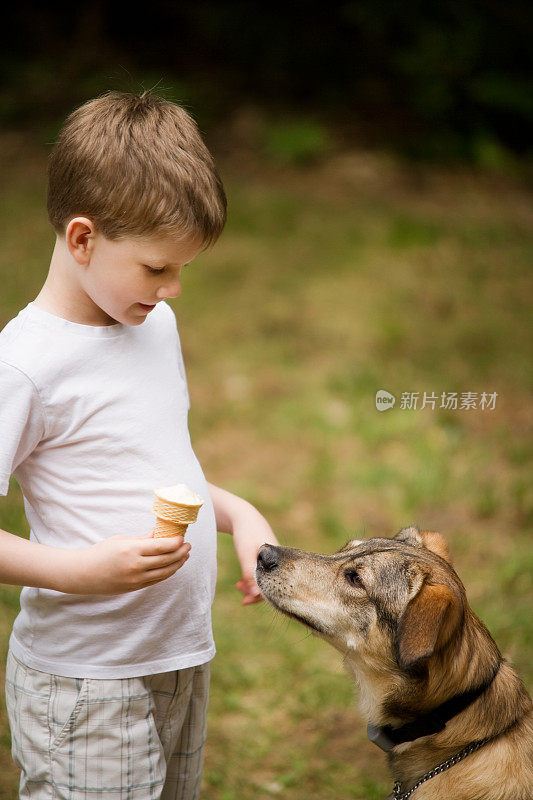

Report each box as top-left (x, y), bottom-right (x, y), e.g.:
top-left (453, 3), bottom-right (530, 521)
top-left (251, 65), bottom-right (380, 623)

top-left (0, 91), bottom-right (278, 800)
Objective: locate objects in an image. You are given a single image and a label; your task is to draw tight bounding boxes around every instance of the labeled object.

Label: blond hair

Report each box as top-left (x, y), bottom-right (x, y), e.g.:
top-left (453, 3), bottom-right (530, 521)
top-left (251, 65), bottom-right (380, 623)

top-left (47, 91), bottom-right (227, 246)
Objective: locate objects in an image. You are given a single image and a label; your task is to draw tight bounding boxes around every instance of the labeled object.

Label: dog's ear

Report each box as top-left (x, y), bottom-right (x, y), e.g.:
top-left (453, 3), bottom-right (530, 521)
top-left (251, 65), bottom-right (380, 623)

top-left (396, 580), bottom-right (461, 670)
top-left (395, 526), bottom-right (451, 564)
top-left (395, 525), bottom-right (423, 546)
top-left (338, 539), bottom-right (364, 553)
top-left (420, 531), bottom-right (451, 563)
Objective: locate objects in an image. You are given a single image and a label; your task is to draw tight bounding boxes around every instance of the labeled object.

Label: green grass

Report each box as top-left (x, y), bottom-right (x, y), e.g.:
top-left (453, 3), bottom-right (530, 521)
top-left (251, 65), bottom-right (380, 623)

top-left (0, 137), bottom-right (532, 799)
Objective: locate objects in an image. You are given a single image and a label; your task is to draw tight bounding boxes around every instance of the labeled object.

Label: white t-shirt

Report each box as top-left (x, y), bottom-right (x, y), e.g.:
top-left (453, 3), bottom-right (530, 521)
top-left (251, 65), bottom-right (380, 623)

top-left (0, 301), bottom-right (217, 678)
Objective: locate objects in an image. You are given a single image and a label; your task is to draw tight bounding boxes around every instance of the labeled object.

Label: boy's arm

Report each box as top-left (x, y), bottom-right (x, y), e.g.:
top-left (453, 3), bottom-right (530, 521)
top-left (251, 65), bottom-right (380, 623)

top-left (0, 526), bottom-right (190, 594)
top-left (207, 482), bottom-right (279, 605)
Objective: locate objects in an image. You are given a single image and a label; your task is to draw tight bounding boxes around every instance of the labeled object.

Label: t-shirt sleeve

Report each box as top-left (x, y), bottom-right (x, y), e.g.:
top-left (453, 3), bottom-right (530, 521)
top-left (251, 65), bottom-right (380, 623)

top-left (0, 361), bottom-right (46, 495)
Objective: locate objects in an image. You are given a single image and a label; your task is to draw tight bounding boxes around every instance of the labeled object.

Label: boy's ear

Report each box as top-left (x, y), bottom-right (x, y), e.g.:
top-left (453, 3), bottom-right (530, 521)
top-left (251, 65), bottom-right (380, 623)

top-left (66, 217), bottom-right (96, 265)
top-left (396, 580), bottom-right (462, 670)
top-left (395, 526), bottom-right (451, 564)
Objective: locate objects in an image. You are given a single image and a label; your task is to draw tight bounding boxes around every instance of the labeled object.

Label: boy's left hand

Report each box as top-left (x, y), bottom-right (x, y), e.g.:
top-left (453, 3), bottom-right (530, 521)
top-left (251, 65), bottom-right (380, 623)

top-left (207, 482), bottom-right (280, 606)
top-left (232, 523), bottom-right (279, 605)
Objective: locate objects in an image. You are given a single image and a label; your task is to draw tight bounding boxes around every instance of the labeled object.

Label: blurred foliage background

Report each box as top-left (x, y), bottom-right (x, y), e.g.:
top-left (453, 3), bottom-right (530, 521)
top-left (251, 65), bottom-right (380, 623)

top-left (0, 3), bottom-right (532, 799)
top-left (2, 1), bottom-right (533, 166)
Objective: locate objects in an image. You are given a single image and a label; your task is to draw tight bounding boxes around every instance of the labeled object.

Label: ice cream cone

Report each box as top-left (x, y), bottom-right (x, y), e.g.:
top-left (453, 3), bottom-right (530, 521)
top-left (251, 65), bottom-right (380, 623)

top-left (152, 484), bottom-right (203, 539)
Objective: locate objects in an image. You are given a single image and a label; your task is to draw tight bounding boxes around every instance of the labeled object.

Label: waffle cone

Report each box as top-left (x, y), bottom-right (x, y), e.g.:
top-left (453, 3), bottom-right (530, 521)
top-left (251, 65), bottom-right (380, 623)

top-left (152, 497), bottom-right (202, 524)
top-left (152, 519), bottom-right (188, 538)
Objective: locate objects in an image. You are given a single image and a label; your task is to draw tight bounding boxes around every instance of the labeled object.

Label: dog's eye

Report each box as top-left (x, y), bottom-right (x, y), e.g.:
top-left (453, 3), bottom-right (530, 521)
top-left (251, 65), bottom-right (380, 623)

top-left (345, 570), bottom-right (364, 589)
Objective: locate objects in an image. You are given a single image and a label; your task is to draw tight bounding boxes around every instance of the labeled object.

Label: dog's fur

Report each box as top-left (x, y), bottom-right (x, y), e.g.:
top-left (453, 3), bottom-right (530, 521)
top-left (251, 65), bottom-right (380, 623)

top-left (256, 526), bottom-right (533, 799)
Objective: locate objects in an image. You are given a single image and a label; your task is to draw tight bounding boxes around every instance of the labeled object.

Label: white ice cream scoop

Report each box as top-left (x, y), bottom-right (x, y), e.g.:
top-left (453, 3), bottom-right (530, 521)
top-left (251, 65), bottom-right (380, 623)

top-left (152, 484), bottom-right (203, 538)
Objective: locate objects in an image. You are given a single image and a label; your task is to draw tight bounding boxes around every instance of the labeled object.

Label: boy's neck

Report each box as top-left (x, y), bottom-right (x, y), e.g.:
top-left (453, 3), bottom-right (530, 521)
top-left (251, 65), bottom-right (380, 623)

top-left (34, 237), bottom-right (117, 327)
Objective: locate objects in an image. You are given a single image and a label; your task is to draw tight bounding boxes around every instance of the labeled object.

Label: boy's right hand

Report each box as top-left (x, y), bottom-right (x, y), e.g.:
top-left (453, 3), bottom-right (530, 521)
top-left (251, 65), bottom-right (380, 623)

top-left (65, 535), bottom-right (191, 594)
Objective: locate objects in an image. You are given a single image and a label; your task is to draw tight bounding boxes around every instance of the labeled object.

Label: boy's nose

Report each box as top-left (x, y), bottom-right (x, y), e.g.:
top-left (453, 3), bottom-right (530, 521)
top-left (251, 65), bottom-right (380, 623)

top-left (157, 280), bottom-right (182, 300)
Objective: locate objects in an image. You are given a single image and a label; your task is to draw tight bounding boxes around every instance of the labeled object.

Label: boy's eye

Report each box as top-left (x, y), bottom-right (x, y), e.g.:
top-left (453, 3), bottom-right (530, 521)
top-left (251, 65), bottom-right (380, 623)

top-left (144, 265), bottom-right (165, 274)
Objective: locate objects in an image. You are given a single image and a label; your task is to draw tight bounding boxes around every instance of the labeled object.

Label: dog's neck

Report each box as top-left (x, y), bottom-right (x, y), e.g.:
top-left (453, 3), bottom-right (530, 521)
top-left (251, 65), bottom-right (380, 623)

top-left (349, 607), bottom-right (500, 728)
top-left (386, 661), bottom-right (532, 797)
top-left (368, 659), bottom-right (501, 753)
top-left (347, 610), bottom-right (529, 790)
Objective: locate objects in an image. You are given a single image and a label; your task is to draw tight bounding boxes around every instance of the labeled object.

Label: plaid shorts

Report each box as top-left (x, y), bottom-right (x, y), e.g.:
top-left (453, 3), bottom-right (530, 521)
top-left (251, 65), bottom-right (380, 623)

top-left (5, 650), bottom-right (210, 800)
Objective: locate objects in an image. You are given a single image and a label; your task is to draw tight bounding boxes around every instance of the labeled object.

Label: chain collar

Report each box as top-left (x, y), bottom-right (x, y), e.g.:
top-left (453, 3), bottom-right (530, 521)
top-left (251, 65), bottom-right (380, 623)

top-left (392, 735), bottom-right (494, 799)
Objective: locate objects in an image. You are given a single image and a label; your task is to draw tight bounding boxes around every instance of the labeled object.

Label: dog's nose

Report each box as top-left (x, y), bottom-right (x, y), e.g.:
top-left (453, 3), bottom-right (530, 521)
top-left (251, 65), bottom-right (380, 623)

top-left (257, 544), bottom-right (280, 572)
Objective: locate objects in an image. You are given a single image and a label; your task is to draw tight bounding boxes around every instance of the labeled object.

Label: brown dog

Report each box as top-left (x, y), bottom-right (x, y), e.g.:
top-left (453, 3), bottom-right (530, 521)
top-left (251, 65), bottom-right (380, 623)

top-left (256, 526), bottom-right (533, 799)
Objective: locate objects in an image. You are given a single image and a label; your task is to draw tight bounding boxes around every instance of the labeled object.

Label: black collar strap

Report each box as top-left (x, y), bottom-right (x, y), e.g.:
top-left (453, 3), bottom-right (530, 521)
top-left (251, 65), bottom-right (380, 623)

top-left (367, 661), bottom-right (501, 752)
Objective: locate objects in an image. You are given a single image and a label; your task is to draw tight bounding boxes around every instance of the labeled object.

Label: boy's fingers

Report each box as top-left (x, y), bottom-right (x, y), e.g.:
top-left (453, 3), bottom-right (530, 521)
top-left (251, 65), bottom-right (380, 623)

top-left (150, 553), bottom-right (190, 574)
top-left (145, 543), bottom-right (191, 568)
top-left (241, 591), bottom-right (263, 606)
top-left (235, 578), bottom-right (263, 605)
top-left (138, 535), bottom-right (185, 555)
top-left (142, 552), bottom-right (191, 583)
